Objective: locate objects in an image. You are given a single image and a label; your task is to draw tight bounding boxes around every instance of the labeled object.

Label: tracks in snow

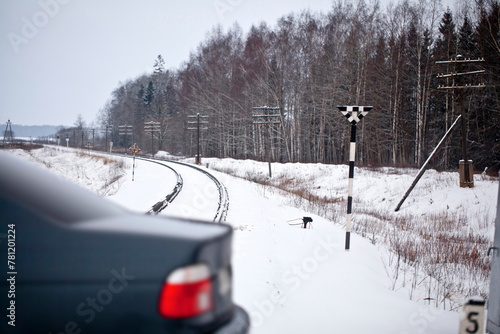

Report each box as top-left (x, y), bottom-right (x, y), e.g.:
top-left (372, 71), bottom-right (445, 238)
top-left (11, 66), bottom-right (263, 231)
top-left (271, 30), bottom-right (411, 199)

top-left (144, 158), bottom-right (183, 215)
top-left (167, 160), bottom-right (229, 223)
top-left (156, 159), bottom-right (229, 223)
top-left (134, 157), bottom-right (228, 223)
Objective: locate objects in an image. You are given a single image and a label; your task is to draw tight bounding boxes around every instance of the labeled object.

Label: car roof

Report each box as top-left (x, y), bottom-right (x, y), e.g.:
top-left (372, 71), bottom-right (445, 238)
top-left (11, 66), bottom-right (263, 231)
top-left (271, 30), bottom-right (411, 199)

top-left (0, 151), bottom-right (127, 224)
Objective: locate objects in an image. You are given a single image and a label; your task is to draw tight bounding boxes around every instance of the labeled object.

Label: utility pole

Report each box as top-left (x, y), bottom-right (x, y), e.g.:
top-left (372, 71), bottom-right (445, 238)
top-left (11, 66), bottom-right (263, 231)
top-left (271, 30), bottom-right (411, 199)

top-left (338, 106), bottom-right (372, 250)
top-left (104, 125), bottom-right (113, 152)
top-left (436, 56), bottom-right (485, 188)
top-left (252, 106), bottom-right (281, 177)
top-left (395, 115), bottom-right (462, 211)
top-left (187, 113), bottom-right (208, 164)
top-left (144, 121), bottom-right (161, 157)
top-left (78, 129), bottom-right (94, 149)
top-left (118, 125), bottom-right (133, 150)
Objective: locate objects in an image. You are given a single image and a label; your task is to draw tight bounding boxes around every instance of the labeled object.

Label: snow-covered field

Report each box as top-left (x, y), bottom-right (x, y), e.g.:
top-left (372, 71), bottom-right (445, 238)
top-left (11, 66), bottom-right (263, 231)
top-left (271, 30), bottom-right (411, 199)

top-left (202, 157), bottom-right (498, 310)
top-left (6, 146), bottom-right (499, 333)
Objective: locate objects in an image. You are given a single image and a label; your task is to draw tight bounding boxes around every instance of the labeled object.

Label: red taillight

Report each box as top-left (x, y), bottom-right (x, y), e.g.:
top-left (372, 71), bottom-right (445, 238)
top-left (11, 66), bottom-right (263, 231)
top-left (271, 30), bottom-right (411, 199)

top-left (158, 263), bottom-right (213, 318)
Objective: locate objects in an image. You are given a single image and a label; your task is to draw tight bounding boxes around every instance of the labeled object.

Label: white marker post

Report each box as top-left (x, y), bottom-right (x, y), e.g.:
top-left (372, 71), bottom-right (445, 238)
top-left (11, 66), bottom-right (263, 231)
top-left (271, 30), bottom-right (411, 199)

top-left (129, 143), bottom-right (141, 181)
top-left (459, 297), bottom-right (485, 334)
top-left (338, 106), bottom-right (372, 250)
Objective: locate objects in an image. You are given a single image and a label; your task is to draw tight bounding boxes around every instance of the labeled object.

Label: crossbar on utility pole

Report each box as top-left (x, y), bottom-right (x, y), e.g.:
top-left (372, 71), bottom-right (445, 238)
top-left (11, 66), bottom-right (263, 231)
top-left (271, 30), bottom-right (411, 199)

top-left (118, 125), bottom-right (133, 150)
top-left (436, 57), bottom-right (485, 64)
top-left (252, 106), bottom-right (281, 177)
top-left (188, 114), bottom-right (208, 164)
top-left (338, 106), bottom-right (372, 251)
top-left (144, 121), bottom-right (161, 157)
top-left (436, 55), bottom-right (485, 188)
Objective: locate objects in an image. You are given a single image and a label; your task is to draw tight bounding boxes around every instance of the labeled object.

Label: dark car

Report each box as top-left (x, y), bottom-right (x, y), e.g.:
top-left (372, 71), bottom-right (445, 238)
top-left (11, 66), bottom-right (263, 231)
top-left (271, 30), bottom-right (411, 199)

top-left (0, 151), bottom-right (249, 334)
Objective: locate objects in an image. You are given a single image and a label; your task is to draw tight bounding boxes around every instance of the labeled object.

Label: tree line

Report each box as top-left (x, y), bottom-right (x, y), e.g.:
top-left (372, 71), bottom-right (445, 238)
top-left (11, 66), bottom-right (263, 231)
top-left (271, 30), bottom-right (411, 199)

top-left (95, 0), bottom-right (500, 172)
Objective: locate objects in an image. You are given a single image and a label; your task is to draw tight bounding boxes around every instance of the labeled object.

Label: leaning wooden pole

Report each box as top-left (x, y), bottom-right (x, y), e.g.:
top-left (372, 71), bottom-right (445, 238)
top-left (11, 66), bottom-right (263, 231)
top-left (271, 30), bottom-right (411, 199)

top-left (395, 115), bottom-right (462, 212)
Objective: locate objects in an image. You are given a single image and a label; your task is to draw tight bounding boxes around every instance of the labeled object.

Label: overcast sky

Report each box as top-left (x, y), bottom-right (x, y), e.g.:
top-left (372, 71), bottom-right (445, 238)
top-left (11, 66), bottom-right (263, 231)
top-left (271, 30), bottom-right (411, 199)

top-left (1, 0), bottom-right (455, 127)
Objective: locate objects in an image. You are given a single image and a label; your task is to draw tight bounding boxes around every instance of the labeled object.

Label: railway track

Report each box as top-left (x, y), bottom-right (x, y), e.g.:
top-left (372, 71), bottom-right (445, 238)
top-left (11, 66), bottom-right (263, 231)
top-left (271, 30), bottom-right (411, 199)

top-left (155, 158), bottom-right (229, 223)
top-left (142, 158), bottom-right (184, 215)
top-left (120, 154), bottom-right (229, 223)
top-left (32, 147), bottom-right (228, 223)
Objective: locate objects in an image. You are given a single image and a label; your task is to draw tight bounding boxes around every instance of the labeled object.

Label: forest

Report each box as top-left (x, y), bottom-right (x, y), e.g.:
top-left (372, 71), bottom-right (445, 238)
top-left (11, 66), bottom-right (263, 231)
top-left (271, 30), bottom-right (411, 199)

top-left (88, 0), bottom-right (499, 172)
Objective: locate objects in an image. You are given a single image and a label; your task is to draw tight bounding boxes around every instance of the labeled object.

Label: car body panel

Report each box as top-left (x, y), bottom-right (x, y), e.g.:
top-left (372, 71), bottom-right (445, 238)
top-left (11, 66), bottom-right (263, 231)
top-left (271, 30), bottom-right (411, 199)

top-left (0, 151), bottom-right (249, 333)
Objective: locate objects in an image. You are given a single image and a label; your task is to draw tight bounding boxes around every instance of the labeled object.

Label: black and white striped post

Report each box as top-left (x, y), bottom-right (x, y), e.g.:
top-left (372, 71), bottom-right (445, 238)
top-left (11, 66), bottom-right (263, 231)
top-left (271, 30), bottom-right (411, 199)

top-left (338, 106), bottom-right (372, 250)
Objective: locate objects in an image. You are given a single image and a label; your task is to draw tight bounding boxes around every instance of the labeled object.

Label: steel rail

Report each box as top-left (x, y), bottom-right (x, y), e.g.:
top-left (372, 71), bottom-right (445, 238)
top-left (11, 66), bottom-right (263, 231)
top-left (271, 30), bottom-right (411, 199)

top-left (156, 158), bottom-right (229, 223)
top-left (108, 152), bottom-right (228, 223)
top-left (141, 158), bottom-right (184, 215)
top-left (109, 153), bottom-right (184, 215)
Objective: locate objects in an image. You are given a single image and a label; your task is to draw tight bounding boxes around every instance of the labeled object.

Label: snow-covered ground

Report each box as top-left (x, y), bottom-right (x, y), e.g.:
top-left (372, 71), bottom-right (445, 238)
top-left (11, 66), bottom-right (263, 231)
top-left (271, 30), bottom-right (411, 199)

top-left (202, 157), bottom-right (498, 310)
top-left (8, 146), bottom-right (128, 196)
top-left (6, 147), bottom-right (499, 333)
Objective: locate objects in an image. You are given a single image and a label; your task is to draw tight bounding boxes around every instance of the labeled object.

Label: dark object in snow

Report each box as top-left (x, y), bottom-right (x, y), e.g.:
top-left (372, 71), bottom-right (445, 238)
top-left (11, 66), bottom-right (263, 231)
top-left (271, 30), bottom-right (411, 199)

top-left (287, 217), bottom-right (313, 229)
top-left (302, 217), bottom-right (313, 229)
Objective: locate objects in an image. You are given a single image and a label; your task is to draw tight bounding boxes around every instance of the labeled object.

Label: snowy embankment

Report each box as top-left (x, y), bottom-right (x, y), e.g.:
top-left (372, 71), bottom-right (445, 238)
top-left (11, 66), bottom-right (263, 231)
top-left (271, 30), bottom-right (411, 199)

top-left (201, 157), bottom-right (498, 312)
top-left (8, 146), bottom-right (129, 196)
top-left (6, 147), bottom-right (499, 333)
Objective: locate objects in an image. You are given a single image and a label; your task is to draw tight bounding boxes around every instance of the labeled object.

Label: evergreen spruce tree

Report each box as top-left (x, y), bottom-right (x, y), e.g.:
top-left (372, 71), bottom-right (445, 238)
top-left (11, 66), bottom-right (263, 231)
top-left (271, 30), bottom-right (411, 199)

top-left (154, 55), bottom-right (165, 74)
top-left (135, 83), bottom-right (146, 122)
top-left (436, 9), bottom-right (457, 58)
top-left (458, 16), bottom-right (477, 57)
top-left (144, 81), bottom-right (155, 107)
